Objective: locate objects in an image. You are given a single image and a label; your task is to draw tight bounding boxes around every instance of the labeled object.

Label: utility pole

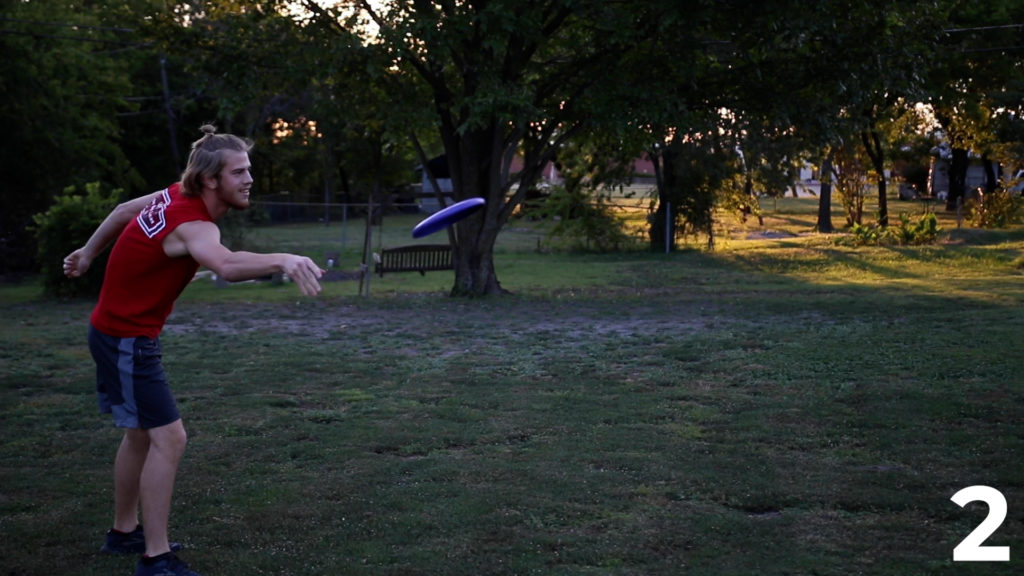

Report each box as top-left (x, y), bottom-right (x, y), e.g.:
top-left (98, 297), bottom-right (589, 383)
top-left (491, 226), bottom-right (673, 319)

top-left (160, 54), bottom-right (180, 171)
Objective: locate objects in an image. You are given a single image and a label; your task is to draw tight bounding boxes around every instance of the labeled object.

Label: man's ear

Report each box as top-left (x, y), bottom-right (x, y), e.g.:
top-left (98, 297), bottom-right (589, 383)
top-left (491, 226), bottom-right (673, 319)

top-left (201, 173), bottom-right (218, 190)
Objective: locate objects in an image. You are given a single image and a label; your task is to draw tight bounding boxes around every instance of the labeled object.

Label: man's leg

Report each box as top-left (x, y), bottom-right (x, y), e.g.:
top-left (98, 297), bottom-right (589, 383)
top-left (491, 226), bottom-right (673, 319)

top-left (113, 428), bottom-right (150, 532)
top-left (139, 418), bottom-right (187, 558)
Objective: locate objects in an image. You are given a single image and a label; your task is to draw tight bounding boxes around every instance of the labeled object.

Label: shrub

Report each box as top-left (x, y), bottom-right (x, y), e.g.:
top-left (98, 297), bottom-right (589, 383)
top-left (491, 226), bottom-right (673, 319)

top-left (537, 185), bottom-right (636, 252)
top-left (840, 212), bottom-right (940, 247)
top-left (32, 182), bottom-right (121, 298)
top-left (965, 189), bottom-right (1024, 229)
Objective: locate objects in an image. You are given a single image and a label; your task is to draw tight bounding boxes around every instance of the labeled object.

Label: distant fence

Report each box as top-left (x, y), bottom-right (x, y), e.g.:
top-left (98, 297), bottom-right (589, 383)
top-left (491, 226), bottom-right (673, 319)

top-left (250, 186), bottom-right (659, 227)
top-left (251, 201), bottom-right (423, 225)
top-left (251, 185), bottom-right (657, 225)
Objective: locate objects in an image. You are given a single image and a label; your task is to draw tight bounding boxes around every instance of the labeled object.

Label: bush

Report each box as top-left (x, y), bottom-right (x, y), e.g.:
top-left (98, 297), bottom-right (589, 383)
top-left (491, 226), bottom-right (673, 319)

top-left (537, 185), bottom-right (635, 252)
top-left (965, 189), bottom-right (1024, 229)
top-left (32, 182), bottom-right (121, 298)
top-left (840, 212), bottom-right (940, 247)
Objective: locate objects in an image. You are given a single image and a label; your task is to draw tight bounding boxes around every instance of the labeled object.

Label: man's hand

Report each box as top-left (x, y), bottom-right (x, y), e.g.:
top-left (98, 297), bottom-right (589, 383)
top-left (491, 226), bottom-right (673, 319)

top-left (63, 248), bottom-right (93, 279)
top-left (279, 255), bottom-right (325, 296)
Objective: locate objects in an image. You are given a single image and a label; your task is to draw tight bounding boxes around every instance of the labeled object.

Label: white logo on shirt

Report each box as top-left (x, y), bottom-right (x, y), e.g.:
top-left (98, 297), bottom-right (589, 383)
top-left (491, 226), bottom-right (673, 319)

top-left (137, 188), bottom-right (172, 239)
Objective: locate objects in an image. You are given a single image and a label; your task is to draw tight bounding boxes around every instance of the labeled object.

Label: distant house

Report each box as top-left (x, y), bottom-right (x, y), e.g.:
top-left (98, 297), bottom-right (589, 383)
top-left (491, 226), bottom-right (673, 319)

top-left (417, 156), bottom-right (454, 214)
top-left (927, 142), bottom-right (993, 200)
top-left (417, 154), bottom-right (566, 213)
top-left (416, 153), bottom-right (659, 212)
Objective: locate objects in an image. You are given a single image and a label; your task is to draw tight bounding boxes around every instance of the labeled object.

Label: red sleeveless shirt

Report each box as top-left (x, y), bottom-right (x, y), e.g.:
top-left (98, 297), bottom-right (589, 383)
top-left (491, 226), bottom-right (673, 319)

top-left (91, 183), bottom-right (213, 338)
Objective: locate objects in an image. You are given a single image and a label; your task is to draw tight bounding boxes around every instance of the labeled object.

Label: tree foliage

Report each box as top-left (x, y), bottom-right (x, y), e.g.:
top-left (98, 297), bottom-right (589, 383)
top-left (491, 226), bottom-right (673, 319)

top-left (32, 182), bottom-right (121, 297)
top-left (0, 0), bottom-right (141, 275)
top-left (929, 0), bottom-right (1024, 208)
top-left (300, 0), bottom-right (688, 295)
top-left (8, 0), bottom-right (1024, 295)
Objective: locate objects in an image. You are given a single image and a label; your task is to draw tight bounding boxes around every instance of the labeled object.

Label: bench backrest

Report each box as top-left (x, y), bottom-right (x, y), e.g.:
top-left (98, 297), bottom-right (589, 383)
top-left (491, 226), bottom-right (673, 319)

top-left (374, 244), bottom-right (453, 276)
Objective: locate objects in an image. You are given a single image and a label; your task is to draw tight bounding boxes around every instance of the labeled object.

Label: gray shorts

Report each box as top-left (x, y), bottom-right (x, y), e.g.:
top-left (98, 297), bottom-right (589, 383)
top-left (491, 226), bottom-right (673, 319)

top-left (88, 325), bottom-right (180, 429)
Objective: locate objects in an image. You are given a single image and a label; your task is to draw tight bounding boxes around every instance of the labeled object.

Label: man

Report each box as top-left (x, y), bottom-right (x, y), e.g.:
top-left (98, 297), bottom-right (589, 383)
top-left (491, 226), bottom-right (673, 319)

top-left (64, 125), bottom-right (324, 576)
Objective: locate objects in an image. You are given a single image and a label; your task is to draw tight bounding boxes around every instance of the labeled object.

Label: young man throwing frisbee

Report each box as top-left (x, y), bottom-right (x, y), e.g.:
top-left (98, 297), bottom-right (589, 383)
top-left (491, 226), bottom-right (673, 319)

top-left (64, 125), bottom-right (324, 576)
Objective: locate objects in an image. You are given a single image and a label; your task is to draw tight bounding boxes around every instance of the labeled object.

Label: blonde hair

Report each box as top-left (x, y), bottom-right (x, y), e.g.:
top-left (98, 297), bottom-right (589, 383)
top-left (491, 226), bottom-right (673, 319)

top-left (180, 124), bottom-right (254, 197)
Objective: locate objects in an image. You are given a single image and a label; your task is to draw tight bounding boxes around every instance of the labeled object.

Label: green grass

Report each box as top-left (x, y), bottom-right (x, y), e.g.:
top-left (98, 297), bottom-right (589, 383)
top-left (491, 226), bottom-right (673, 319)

top-left (2, 198), bottom-right (1023, 575)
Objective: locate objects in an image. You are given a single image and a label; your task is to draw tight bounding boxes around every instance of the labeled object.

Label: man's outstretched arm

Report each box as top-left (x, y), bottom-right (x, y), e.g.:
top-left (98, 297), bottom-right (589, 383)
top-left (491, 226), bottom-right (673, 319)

top-left (171, 220), bottom-right (324, 296)
top-left (63, 190), bottom-right (165, 278)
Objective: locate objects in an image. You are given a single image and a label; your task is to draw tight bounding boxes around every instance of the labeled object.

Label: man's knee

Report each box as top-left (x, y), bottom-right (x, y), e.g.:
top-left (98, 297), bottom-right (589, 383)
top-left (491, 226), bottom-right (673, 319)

top-left (147, 419), bottom-right (187, 456)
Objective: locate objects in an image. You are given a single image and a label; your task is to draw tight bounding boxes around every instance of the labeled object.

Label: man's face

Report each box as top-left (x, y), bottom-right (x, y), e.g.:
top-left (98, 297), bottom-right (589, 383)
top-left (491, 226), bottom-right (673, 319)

top-left (214, 150), bottom-right (253, 209)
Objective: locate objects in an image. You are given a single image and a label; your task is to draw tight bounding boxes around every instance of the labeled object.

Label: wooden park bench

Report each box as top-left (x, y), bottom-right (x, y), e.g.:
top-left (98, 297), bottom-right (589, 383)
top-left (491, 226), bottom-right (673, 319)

top-left (373, 244), bottom-right (454, 277)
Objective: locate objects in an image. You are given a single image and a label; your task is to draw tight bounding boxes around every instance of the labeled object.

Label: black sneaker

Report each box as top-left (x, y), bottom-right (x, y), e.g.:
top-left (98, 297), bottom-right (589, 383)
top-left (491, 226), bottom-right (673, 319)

top-left (135, 553), bottom-right (202, 576)
top-left (100, 525), bottom-right (183, 555)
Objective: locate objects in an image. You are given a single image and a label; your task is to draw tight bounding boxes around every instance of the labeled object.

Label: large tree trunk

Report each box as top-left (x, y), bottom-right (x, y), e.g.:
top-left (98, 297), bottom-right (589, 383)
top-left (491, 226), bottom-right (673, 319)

top-left (816, 150), bottom-right (835, 233)
top-left (648, 144), bottom-right (678, 252)
top-left (981, 154), bottom-right (997, 194)
top-left (445, 120), bottom-right (551, 296)
top-left (946, 147), bottom-right (969, 211)
top-left (861, 130), bottom-right (888, 227)
top-left (445, 125), bottom-right (504, 296)
top-left (436, 112), bottom-right (567, 295)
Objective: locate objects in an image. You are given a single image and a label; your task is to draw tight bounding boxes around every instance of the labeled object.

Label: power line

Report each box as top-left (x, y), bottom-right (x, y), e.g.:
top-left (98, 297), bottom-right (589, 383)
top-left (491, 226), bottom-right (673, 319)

top-left (0, 17), bottom-right (134, 33)
top-left (943, 23), bottom-right (1024, 53)
top-left (0, 28), bottom-right (148, 46)
top-left (944, 23), bottom-right (1024, 33)
top-left (0, 16), bottom-right (140, 45)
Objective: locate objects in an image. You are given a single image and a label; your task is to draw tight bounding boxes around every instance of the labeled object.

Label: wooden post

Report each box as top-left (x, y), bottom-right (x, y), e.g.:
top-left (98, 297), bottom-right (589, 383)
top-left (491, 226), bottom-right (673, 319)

top-left (359, 197), bottom-right (374, 297)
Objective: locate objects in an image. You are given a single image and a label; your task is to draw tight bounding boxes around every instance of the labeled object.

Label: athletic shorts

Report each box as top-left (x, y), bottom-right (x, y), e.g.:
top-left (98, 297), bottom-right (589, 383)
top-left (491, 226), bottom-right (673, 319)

top-left (88, 325), bottom-right (180, 429)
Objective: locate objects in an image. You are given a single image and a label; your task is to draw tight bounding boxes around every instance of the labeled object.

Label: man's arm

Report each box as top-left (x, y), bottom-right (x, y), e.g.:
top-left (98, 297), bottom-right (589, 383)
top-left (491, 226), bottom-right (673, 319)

top-left (169, 220), bottom-right (324, 296)
top-left (63, 190), bottom-right (166, 278)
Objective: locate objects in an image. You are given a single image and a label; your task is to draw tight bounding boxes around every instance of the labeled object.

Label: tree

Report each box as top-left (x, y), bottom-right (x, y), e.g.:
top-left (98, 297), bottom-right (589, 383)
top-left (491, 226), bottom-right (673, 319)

top-left (832, 142), bottom-right (869, 226)
top-left (660, 131), bottom-right (730, 250)
top-left (0, 0), bottom-right (144, 275)
top-left (147, 0), bottom-right (425, 210)
top-left (714, 0), bottom-right (948, 230)
top-left (928, 0), bottom-right (1024, 210)
top-left (146, 2), bottom-right (319, 194)
top-left (847, 5), bottom-right (946, 227)
top-left (302, 0), bottom-right (698, 295)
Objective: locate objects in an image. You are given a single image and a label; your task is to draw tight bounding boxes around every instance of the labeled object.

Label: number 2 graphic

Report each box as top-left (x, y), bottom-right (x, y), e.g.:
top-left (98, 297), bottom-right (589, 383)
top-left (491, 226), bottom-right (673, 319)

top-left (950, 485), bottom-right (1010, 562)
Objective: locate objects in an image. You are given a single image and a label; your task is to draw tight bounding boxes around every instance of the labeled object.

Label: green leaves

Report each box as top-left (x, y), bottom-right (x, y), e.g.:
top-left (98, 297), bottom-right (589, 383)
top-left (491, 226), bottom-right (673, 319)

top-left (0, 0), bottom-right (143, 274)
top-left (32, 182), bottom-right (123, 298)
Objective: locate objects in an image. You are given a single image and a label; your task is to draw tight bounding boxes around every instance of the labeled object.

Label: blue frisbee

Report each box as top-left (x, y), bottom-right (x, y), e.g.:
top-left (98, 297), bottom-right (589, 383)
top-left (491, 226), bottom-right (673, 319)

top-left (412, 197), bottom-right (485, 238)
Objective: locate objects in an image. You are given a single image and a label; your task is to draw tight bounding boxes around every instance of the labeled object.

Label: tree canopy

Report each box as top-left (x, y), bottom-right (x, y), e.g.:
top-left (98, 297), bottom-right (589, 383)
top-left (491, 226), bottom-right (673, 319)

top-left (5, 0), bottom-right (1023, 294)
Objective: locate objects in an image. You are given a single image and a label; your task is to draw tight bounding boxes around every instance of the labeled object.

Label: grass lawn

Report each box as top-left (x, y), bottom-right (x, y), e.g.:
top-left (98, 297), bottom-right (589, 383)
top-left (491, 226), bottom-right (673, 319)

top-left (2, 197), bottom-right (1023, 575)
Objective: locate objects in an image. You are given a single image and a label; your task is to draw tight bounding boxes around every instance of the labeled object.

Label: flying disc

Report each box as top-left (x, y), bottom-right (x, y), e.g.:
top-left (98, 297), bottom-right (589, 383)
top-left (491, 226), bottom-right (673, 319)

top-left (412, 197), bottom-right (485, 238)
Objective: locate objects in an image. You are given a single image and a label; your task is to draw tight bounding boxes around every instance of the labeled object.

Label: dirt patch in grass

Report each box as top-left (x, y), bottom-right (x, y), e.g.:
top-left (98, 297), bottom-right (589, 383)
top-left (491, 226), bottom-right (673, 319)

top-left (161, 297), bottom-right (714, 347)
